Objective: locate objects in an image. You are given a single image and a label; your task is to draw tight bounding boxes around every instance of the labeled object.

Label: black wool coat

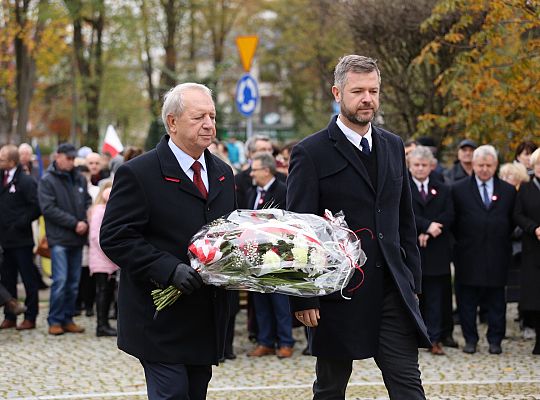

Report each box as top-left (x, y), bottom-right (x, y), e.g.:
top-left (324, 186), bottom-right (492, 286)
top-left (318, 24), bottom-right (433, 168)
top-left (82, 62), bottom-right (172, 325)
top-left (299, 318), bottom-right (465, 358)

top-left (513, 179), bottom-right (540, 311)
top-left (100, 135), bottom-right (236, 365)
top-left (0, 165), bottom-right (41, 249)
top-left (287, 116), bottom-right (430, 360)
top-left (451, 175), bottom-right (516, 287)
top-left (246, 178), bottom-right (287, 210)
top-left (409, 174), bottom-right (454, 276)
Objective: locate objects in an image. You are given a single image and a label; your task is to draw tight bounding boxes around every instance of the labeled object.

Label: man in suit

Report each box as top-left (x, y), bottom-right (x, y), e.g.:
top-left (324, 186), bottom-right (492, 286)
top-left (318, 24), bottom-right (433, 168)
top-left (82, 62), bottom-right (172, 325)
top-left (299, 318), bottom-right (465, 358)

top-left (245, 152), bottom-right (294, 358)
top-left (0, 144), bottom-right (41, 330)
top-left (234, 135), bottom-right (286, 209)
top-left (452, 144), bottom-right (516, 355)
top-left (408, 146), bottom-right (454, 356)
top-left (287, 55), bottom-right (430, 400)
top-left (100, 83), bottom-right (236, 400)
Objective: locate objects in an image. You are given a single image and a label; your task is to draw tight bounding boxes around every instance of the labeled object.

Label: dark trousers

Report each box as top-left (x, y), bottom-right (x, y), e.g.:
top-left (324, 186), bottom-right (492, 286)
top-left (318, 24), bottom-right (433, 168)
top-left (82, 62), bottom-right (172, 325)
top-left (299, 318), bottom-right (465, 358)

top-left (0, 246), bottom-right (39, 321)
top-left (313, 287), bottom-right (425, 400)
top-left (140, 360), bottom-right (212, 400)
top-left (458, 285), bottom-right (506, 346)
top-left (440, 274), bottom-right (455, 340)
top-left (76, 266), bottom-right (95, 312)
top-left (95, 272), bottom-right (115, 329)
top-left (252, 292), bottom-right (294, 348)
top-left (0, 282), bottom-right (12, 305)
top-left (419, 275), bottom-right (451, 343)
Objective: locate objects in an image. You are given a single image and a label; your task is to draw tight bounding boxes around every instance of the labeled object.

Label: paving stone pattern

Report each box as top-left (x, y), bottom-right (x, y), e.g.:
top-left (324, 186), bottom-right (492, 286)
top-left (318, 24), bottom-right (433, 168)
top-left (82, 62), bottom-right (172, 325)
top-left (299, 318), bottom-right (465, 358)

top-left (1, 295), bottom-right (539, 399)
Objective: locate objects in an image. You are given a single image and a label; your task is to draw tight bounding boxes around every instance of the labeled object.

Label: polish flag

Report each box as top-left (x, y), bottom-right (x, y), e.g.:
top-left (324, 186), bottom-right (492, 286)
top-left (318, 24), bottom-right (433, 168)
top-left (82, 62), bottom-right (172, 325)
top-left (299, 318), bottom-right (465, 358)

top-left (102, 125), bottom-right (124, 158)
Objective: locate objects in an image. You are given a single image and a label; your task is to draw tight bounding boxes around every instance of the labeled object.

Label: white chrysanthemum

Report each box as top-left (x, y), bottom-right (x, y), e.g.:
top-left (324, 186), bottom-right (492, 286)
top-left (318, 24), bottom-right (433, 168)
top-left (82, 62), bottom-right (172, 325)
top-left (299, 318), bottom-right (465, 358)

top-left (262, 250), bottom-right (281, 267)
top-left (291, 247), bottom-right (309, 264)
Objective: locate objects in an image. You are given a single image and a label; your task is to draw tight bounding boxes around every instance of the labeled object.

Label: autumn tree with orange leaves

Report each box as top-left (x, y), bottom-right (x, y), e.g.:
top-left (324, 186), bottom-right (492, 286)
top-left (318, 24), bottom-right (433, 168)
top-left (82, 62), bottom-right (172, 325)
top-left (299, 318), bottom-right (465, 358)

top-left (416, 0), bottom-right (540, 156)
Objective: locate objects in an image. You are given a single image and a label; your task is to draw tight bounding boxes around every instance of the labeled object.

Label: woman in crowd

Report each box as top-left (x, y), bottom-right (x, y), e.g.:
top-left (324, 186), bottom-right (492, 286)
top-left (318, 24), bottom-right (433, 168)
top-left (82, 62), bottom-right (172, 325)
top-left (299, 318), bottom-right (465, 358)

top-left (513, 148), bottom-right (540, 354)
top-left (89, 180), bottom-right (118, 337)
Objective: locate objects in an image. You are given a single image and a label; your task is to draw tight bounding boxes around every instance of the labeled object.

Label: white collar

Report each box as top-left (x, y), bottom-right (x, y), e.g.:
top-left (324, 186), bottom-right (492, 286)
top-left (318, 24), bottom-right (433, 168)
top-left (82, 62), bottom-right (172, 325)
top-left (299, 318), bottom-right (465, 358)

top-left (336, 115), bottom-right (373, 150)
top-left (412, 176), bottom-right (429, 191)
top-left (475, 176), bottom-right (494, 190)
top-left (168, 138), bottom-right (207, 175)
top-left (5, 166), bottom-right (17, 182)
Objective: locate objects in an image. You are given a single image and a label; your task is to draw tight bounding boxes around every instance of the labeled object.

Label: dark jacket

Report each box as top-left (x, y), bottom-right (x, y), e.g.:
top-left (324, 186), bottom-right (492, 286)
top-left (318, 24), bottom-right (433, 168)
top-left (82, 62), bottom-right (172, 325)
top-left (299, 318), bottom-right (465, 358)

top-left (246, 178), bottom-right (286, 210)
top-left (287, 116), bottom-right (430, 360)
top-left (443, 161), bottom-right (470, 185)
top-left (409, 174), bottom-right (454, 276)
top-left (100, 135), bottom-right (236, 365)
top-left (38, 163), bottom-right (91, 247)
top-left (235, 166), bottom-right (286, 209)
top-left (0, 165), bottom-right (41, 248)
top-left (452, 175), bottom-right (516, 287)
top-left (513, 178), bottom-right (540, 310)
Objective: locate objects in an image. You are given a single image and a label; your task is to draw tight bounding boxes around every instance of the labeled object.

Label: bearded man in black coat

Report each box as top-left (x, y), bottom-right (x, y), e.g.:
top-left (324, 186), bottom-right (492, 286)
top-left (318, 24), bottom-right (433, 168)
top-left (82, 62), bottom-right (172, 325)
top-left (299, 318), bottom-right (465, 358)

top-left (100, 83), bottom-right (236, 400)
top-left (287, 55), bottom-right (430, 400)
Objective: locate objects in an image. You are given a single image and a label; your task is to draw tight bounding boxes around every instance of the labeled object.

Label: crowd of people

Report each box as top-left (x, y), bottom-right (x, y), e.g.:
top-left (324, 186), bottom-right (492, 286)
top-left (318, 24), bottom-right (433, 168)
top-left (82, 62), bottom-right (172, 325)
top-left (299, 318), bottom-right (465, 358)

top-left (0, 57), bottom-right (539, 400)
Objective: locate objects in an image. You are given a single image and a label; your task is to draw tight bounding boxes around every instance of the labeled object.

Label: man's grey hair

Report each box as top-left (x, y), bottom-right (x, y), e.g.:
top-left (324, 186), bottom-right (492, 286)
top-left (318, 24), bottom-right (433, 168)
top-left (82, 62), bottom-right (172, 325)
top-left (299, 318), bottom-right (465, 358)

top-left (161, 83), bottom-right (213, 134)
top-left (408, 145), bottom-right (435, 163)
top-left (18, 143), bottom-right (33, 154)
top-left (245, 135), bottom-right (272, 157)
top-left (334, 55), bottom-right (381, 89)
top-left (473, 145), bottom-right (498, 162)
top-left (252, 152), bottom-right (276, 176)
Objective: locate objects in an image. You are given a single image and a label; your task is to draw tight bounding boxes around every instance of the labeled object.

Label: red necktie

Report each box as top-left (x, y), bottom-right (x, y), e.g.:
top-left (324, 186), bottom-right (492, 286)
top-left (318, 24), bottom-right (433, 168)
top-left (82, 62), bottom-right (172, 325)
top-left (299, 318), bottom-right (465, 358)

top-left (191, 161), bottom-right (207, 199)
top-left (2, 171), bottom-right (8, 187)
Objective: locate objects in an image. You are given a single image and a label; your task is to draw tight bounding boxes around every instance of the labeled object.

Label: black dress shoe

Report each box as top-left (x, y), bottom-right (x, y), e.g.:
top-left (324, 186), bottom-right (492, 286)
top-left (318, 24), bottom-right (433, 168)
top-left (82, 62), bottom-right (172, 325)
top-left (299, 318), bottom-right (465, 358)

top-left (488, 343), bottom-right (502, 354)
top-left (463, 342), bottom-right (477, 354)
top-left (302, 346), bottom-right (312, 356)
top-left (441, 336), bottom-right (459, 348)
top-left (224, 352), bottom-right (236, 360)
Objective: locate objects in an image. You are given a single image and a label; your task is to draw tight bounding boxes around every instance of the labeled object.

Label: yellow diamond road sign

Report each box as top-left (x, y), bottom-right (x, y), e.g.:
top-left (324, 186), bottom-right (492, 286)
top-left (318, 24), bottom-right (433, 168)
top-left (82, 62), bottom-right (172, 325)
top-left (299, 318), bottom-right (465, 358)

top-left (236, 36), bottom-right (258, 72)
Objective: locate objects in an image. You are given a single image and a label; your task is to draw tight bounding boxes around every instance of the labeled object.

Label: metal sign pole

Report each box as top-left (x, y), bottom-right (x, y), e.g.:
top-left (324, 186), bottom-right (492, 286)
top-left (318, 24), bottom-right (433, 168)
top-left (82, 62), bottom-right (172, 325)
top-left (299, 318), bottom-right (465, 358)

top-left (246, 117), bottom-right (253, 140)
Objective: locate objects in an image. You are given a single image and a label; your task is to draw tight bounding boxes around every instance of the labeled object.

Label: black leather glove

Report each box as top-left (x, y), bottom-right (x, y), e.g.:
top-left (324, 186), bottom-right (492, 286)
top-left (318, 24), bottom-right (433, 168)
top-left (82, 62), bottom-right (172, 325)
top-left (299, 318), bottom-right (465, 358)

top-left (170, 263), bottom-right (203, 295)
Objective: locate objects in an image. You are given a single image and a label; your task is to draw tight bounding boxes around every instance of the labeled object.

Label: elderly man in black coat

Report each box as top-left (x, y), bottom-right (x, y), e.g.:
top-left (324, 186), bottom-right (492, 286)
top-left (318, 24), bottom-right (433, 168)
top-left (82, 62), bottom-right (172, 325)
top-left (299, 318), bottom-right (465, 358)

top-left (408, 146), bottom-right (454, 356)
top-left (100, 83), bottom-right (236, 400)
top-left (0, 144), bottom-right (41, 330)
top-left (287, 55), bottom-right (430, 400)
top-left (452, 144), bottom-right (516, 355)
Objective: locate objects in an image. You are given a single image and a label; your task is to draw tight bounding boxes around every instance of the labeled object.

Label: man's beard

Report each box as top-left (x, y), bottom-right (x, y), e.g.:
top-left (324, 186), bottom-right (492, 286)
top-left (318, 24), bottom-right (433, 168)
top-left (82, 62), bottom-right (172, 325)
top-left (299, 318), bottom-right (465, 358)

top-left (341, 104), bottom-right (375, 126)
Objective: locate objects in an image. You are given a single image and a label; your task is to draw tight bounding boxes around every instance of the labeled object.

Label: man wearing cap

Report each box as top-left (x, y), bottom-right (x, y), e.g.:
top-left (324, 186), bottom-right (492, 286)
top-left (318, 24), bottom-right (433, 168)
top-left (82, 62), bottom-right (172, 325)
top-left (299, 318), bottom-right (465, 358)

top-left (38, 143), bottom-right (92, 335)
top-left (444, 139), bottom-right (477, 185)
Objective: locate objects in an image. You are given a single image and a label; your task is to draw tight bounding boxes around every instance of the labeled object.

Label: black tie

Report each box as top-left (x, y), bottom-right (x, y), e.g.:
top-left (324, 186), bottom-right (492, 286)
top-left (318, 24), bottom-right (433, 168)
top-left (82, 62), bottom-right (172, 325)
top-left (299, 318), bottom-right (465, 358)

top-left (360, 136), bottom-right (370, 155)
top-left (482, 182), bottom-right (491, 208)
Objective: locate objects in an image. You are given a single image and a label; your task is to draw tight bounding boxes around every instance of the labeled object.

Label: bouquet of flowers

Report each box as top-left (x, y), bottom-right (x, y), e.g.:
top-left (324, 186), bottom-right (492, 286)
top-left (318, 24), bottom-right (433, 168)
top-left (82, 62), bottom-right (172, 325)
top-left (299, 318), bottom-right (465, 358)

top-left (152, 209), bottom-right (366, 311)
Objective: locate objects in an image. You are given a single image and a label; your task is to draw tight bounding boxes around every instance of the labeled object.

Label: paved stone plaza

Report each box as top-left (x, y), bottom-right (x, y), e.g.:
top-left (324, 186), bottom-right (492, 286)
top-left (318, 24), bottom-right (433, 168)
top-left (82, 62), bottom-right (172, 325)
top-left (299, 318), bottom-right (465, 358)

top-left (1, 290), bottom-right (540, 400)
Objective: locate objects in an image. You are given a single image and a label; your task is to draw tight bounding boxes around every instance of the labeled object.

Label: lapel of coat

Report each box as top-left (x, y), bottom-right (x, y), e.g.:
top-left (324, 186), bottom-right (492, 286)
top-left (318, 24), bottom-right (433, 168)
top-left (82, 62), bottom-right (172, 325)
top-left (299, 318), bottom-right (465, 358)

top-left (409, 173), bottom-right (424, 206)
top-left (489, 177), bottom-right (503, 211)
top-left (469, 175), bottom-right (488, 211)
top-left (373, 127), bottom-right (388, 199)
top-left (327, 117), bottom-right (375, 194)
top-left (156, 135), bottom-right (205, 200)
top-left (206, 150), bottom-right (226, 205)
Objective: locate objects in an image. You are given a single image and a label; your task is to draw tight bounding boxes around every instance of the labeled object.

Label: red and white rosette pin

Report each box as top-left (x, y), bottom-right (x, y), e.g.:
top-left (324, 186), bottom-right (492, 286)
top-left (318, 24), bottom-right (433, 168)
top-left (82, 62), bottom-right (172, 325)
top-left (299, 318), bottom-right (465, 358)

top-left (188, 239), bottom-right (223, 265)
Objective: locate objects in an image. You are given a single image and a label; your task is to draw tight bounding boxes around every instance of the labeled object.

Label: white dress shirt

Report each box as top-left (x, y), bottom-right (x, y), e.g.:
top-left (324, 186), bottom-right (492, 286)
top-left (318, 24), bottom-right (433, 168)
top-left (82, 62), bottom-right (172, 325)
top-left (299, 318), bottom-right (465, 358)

top-left (336, 115), bottom-right (373, 151)
top-left (475, 176), bottom-right (494, 201)
top-left (412, 176), bottom-right (430, 194)
top-left (168, 138), bottom-right (209, 191)
top-left (254, 177), bottom-right (275, 209)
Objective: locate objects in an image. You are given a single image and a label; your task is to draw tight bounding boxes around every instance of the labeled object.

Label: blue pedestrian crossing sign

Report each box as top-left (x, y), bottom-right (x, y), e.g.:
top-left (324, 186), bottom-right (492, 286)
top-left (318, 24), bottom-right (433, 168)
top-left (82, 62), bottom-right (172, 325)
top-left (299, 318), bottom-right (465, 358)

top-left (236, 74), bottom-right (258, 117)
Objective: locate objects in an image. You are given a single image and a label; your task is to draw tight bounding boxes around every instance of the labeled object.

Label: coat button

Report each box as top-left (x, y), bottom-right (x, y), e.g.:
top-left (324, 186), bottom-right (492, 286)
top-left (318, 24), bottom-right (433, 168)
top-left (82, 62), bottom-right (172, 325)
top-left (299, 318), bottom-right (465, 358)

top-left (377, 208), bottom-right (381, 213)
top-left (376, 263), bottom-right (382, 268)
top-left (378, 233), bottom-right (384, 239)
